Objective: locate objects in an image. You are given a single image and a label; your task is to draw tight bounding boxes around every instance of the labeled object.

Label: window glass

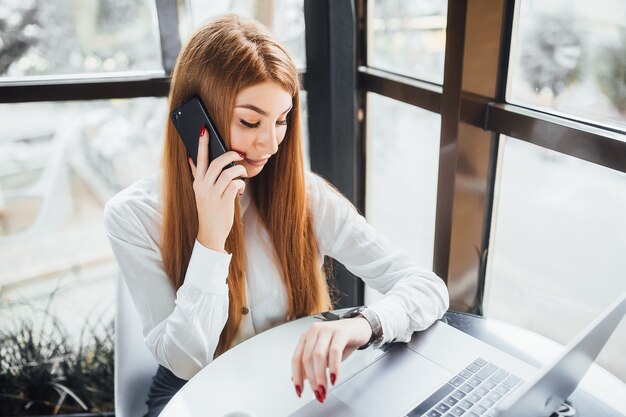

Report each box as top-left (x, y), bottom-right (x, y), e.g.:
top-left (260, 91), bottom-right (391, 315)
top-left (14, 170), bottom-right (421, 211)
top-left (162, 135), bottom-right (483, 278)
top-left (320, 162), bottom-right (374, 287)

top-left (370, 0), bottom-right (447, 84)
top-left (0, 0), bottom-right (163, 79)
top-left (0, 97), bottom-right (167, 414)
top-left (1, 97), bottom-right (167, 319)
top-left (364, 93), bottom-right (440, 304)
top-left (181, 0), bottom-right (306, 69)
top-left (485, 136), bottom-right (626, 382)
top-left (508, 0), bottom-right (626, 130)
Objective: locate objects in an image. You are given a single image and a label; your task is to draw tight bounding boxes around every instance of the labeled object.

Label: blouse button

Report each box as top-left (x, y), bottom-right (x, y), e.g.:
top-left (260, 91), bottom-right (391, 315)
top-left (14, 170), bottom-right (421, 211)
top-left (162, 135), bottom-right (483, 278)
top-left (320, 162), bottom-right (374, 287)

top-left (242, 307), bottom-right (249, 315)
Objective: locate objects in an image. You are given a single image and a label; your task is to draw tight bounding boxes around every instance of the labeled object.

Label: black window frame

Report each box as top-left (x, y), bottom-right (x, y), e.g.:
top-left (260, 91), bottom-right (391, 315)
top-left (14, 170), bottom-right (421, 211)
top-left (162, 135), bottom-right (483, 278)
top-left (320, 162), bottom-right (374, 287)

top-left (305, 0), bottom-right (626, 310)
top-left (0, 1), bottom-right (179, 103)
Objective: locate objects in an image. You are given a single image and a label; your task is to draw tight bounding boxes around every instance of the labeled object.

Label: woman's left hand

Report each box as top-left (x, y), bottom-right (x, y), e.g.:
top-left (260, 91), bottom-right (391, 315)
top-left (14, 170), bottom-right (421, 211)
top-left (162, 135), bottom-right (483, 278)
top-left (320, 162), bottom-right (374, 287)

top-left (291, 318), bottom-right (372, 403)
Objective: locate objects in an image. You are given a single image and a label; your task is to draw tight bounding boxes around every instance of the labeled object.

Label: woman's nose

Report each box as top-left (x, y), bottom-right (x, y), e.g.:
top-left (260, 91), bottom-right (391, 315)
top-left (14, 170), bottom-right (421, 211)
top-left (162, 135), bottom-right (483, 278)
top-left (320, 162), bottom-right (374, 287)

top-left (257, 125), bottom-right (279, 155)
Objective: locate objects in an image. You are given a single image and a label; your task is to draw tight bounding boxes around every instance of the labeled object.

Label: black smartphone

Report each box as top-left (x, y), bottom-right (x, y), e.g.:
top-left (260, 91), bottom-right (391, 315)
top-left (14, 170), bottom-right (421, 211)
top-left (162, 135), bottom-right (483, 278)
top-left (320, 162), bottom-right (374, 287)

top-left (170, 96), bottom-right (235, 169)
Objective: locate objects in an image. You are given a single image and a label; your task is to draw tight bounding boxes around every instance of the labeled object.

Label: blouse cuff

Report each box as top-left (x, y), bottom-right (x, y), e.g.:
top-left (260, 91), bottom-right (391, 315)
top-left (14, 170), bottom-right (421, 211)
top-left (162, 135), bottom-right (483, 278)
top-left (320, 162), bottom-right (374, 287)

top-left (183, 240), bottom-right (232, 295)
top-left (366, 301), bottom-right (403, 345)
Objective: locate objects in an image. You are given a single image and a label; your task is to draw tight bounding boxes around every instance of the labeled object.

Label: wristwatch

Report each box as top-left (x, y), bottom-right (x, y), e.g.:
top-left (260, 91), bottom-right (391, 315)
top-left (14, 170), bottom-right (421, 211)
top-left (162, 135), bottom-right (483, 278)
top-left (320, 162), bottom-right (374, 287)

top-left (340, 306), bottom-right (384, 350)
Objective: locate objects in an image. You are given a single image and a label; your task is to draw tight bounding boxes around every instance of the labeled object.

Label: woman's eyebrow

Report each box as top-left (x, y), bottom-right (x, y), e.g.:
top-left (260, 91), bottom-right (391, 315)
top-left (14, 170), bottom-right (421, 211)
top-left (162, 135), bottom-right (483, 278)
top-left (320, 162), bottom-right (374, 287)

top-left (235, 104), bottom-right (292, 116)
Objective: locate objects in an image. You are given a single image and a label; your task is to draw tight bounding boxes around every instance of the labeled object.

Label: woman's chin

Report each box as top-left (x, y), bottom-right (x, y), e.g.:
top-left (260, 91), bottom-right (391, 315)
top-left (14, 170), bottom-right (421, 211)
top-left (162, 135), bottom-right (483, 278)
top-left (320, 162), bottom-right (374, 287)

top-left (242, 162), bottom-right (264, 178)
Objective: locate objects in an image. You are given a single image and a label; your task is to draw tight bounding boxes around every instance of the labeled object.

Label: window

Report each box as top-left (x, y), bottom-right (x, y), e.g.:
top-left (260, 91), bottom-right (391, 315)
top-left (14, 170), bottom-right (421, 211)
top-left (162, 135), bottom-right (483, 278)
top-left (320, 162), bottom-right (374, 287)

top-left (484, 136), bottom-right (626, 380)
top-left (180, 0), bottom-right (307, 69)
top-left (370, 0), bottom-right (447, 83)
top-left (365, 93), bottom-right (440, 269)
top-left (364, 93), bottom-right (440, 304)
top-left (359, 0), bottom-right (626, 384)
top-left (463, 0), bottom-right (626, 384)
top-left (0, 98), bottom-right (167, 323)
top-left (0, 0), bottom-right (163, 79)
top-left (508, 0), bottom-right (626, 130)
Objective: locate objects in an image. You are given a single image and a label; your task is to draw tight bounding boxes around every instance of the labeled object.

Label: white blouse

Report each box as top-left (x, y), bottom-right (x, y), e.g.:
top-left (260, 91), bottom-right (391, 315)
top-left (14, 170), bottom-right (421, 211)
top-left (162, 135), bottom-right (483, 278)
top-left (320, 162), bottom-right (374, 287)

top-left (104, 170), bottom-right (449, 380)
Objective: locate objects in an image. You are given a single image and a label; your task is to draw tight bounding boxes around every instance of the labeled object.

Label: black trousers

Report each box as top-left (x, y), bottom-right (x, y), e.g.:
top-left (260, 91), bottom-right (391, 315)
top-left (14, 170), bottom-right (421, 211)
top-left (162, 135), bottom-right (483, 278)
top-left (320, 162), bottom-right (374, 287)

top-left (143, 365), bottom-right (188, 417)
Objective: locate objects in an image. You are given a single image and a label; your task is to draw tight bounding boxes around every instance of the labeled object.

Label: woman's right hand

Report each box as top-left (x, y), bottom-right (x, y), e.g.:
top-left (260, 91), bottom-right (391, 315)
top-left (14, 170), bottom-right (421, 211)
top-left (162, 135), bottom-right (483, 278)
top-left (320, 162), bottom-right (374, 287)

top-left (188, 126), bottom-right (248, 253)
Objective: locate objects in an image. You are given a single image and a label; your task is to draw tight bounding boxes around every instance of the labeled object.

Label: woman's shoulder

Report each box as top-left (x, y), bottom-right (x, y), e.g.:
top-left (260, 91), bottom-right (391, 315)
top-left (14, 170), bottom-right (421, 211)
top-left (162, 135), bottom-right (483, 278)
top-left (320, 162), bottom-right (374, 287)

top-left (305, 171), bottom-right (350, 205)
top-left (304, 171), bottom-right (363, 255)
top-left (305, 171), bottom-right (334, 199)
top-left (103, 171), bottom-right (162, 239)
top-left (304, 170), bottom-right (358, 219)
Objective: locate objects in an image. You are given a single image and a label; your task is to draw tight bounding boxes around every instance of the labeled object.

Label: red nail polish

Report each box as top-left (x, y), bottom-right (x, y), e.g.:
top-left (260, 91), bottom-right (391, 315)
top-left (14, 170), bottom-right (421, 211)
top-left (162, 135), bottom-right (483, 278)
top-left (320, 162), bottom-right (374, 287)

top-left (200, 126), bottom-right (206, 137)
top-left (314, 390), bottom-right (321, 403)
top-left (330, 373), bottom-right (336, 385)
top-left (238, 152), bottom-right (245, 158)
top-left (318, 385), bottom-right (326, 397)
top-left (295, 384), bottom-right (302, 397)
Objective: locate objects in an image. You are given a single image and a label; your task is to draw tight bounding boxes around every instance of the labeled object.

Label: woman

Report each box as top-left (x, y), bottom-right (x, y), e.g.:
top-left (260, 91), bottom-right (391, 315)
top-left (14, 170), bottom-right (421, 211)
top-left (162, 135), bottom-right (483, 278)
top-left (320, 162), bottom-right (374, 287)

top-left (104, 14), bottom-right (448, 416)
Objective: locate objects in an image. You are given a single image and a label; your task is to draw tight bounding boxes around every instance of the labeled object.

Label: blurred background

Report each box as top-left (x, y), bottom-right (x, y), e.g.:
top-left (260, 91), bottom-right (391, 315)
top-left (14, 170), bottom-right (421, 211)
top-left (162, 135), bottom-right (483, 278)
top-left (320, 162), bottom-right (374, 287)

top-left (0, 0), bottom-right (625, 415)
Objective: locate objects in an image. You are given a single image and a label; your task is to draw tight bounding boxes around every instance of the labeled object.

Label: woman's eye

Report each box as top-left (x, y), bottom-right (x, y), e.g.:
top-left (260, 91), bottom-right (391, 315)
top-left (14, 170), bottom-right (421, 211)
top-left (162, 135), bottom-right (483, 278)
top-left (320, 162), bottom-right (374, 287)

top-left (240, 119), bottom-right (288, 128)
top-left (240, 119), bottom-right (260, 128)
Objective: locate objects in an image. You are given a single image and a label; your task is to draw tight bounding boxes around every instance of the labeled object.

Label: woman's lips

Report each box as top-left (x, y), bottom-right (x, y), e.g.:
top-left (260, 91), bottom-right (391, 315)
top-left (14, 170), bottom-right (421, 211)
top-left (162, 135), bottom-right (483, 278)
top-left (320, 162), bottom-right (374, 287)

top-left (245, 157), bottom-right (269, 167)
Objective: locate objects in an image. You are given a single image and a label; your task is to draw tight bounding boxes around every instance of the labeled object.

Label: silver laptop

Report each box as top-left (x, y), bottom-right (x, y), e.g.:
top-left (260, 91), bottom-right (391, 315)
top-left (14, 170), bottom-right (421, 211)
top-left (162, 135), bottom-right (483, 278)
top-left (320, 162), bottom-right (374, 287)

top-left (290, 292), bottom-right (626, 417)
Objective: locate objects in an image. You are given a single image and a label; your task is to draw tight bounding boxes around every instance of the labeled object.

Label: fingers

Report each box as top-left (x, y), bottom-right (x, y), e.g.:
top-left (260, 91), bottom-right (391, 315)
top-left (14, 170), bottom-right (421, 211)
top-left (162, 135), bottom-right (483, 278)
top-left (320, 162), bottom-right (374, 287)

top-left (292, 322), bottom-right (355, 403)
top-left (291, 334), bottom-right (307, 398)
top-left (311, 331), bottom-right (332, 402)
top-left (194, 126), bottom-right (244, 184)
top-left (188, 157), bottom-right (197, 179)
top-left (299, 323), bottom-right (331, 403)
top-left (214, 164), bottom-right (248, 197)
top-left (222, 179), bottom-right (246, 201)
top-left (301, 328), bottom-right (320, 399)
top-left (191, 123), bottom-right (245, 199)
top-left (328, 334), bottom-right (347, 387)
top-left (190, 127), bottom-right (245, 252)
top-left (196, 125), bottom-right (208, 176)
top-left (205, 151), bottom-right (245, 185)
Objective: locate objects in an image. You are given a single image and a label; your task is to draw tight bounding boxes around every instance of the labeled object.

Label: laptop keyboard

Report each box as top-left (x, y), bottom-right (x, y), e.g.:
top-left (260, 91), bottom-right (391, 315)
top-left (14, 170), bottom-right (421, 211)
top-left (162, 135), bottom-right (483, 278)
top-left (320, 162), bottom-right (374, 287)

top-left (405, 358), bottom-right (523, 417)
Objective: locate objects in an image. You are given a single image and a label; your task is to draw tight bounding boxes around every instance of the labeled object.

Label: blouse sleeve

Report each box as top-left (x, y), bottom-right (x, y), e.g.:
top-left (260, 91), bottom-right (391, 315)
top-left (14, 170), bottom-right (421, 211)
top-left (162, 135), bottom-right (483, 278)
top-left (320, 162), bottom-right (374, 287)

top-left (103, 196), bottom-right (231, 380)
top-left (308, 173), bottom-right (450, 344)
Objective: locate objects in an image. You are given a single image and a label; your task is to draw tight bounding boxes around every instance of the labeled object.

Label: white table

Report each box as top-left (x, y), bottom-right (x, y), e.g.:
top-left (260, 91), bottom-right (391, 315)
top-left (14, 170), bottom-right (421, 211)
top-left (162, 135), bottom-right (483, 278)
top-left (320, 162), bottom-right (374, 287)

top-left (159, 311), bottom-right (626, 417)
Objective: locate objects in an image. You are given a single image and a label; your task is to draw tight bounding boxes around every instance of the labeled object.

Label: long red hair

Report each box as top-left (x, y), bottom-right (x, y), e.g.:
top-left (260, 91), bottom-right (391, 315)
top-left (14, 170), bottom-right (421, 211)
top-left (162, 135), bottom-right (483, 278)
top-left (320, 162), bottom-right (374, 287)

top-left (160, 14), bottom-right (331, 356)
